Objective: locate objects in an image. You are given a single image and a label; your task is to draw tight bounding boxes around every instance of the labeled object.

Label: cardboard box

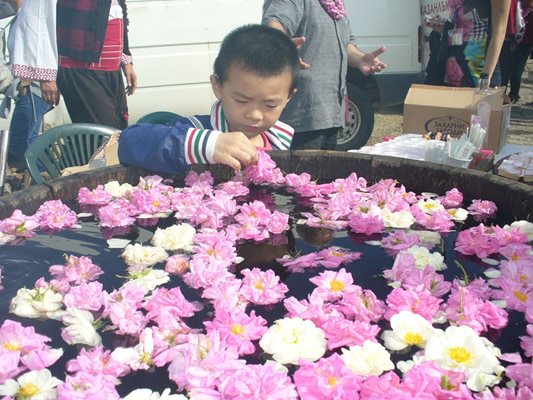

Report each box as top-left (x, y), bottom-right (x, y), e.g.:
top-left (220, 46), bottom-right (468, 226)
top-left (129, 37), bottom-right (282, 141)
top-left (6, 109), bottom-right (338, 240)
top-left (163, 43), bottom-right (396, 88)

top-left (403, 84), bottom-right (511, 153)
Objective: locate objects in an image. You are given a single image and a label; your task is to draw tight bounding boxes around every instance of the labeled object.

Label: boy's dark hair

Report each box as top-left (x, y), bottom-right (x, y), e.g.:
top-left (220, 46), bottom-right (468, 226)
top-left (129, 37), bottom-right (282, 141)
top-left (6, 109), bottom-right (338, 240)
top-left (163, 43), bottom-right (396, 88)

top-left (214, 24), bottom-right (299, 90)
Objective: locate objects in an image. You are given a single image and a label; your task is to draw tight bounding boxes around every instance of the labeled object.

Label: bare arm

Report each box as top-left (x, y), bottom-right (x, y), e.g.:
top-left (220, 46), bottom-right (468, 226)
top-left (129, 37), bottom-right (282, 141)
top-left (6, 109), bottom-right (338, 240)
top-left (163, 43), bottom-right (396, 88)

top-left (484, 0), bottom-right (511, 80)
top-left (347, 43), bottom-right (387, 75)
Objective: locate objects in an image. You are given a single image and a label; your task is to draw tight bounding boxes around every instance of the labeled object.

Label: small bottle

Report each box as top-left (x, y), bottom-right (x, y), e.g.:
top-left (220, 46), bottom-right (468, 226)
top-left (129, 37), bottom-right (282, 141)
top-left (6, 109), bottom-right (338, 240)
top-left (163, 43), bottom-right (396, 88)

top-left (476, 72), bottom-right (490, 94)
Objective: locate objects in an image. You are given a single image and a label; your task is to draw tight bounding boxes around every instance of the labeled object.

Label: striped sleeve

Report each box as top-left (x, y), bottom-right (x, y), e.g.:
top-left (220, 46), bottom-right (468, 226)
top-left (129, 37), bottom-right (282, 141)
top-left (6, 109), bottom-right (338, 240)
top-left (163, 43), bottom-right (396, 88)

top-left (184, 128), bottom-right (222, 165)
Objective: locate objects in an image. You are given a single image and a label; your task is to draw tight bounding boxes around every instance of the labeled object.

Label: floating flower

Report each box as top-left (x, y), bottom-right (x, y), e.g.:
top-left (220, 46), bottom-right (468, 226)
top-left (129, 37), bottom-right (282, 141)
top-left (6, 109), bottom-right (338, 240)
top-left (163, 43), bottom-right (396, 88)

top-left (0, 209), bottom-right (40, 239)
top-left (504, 220), bottom-right (533, 242)
top-left (122, 388), bottom-right (187, 400)
top-left (421, 325), bottom-right (503, 391)
top-left (61, 307), bottom-right (102, 347)
top-left (122, 243), bottom-right (168, 271)
top-left (9, 287), bottom-right (64, 320)
top-left (382, 208), bottom-right (415, 229)
top-left (34, 199), bottom-right (78, 231)
top-left (259, 317), bottom-right (327, 365)
top-left (240, 268), bottom-right (288, 305)
top-left (293, 354), bottom-right (361, 399)
top-left (0, 368), bottom-right (62, 399)
top-left (406, 245), bottom-right (446, 271)
top-left (164, 254), bottom-right (190, 276)
top-left (151, 223), bottom-right (196, 252)
top-left (104, 180), bottom-right (134, 198)
top-left (382, 310), bottom-right (437, 351)
top-left (340, 339), bottom-right (394, 376)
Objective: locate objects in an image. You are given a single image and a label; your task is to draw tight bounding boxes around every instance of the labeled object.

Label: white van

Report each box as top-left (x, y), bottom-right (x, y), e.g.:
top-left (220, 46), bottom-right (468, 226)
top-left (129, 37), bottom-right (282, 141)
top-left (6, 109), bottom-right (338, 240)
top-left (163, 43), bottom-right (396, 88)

top-left (42, 1), bottom-right (428, 150)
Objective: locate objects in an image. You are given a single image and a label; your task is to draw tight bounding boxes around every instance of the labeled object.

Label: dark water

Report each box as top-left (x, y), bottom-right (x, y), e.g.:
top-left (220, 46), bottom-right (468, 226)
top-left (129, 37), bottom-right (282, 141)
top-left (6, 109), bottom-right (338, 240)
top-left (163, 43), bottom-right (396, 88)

top-left (0, 187), bottom-right (527, 395)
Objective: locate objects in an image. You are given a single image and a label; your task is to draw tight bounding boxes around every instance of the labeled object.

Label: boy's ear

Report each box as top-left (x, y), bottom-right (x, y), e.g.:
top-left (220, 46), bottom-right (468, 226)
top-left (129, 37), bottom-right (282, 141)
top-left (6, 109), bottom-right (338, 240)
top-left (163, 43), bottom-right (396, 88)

top-left (210, 75), bottom-right (223, 100)
top-left (286, 88), bottom-right (297, 103)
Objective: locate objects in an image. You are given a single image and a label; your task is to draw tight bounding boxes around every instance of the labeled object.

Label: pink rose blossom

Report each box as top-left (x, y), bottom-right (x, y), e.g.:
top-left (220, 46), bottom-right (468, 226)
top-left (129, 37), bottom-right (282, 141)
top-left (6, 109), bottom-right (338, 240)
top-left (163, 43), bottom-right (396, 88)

top-left (468, 199), bottom-right (498, 221)
top-left (164, 254), bottom-right (191, 276)
top-left (0, 209), bottom-right (40, 239)
top-left (77, 185), bottom-right (113, 205)
top-left (218, 363), bottom-right (298, 400)
top-left (240, 268), bottom-right (288, 305)
top-left (204, 309), bottom-right (267, 355)
top-left (440, 188), bottom-right (464, 208)
top-left (294, 354), bottom-right (362, 399)
top-left (348, 212), bottom-right (385, 235)
top-left (34, 199), bottom-right (78, 231)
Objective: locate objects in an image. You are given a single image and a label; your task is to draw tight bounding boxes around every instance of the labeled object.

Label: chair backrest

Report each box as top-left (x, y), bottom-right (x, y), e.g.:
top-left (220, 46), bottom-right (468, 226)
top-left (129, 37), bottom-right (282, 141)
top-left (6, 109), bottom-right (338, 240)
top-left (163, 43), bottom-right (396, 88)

top-left (24, 123), bottom-right (116, 184)
top-left (136, 111), bottom-right (180, 125)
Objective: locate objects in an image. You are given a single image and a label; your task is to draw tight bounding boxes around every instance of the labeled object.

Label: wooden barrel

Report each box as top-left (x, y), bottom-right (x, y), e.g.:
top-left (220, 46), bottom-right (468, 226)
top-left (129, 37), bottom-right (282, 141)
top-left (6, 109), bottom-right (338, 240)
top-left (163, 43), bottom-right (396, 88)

top-left (1, 151), bottom-right (532, 221)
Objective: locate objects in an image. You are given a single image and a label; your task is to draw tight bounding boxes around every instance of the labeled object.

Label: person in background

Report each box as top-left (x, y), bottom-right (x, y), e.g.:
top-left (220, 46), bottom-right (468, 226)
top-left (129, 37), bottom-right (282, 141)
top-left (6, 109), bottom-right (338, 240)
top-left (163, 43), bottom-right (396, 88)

top-left (508, 0), bottom-right (533, 102)
top-left (426, 0), bottom-right (511, 87)
top-left (0, 0), bottom-right (51, 172)
top-left (10, 0), bottom-right (137, 131)
top-left (262, 0), bottom-right (386, 151)
top-left (499, 0), bottom-right (523, 91)
top-left (118, 24), bottom-right (299, 175)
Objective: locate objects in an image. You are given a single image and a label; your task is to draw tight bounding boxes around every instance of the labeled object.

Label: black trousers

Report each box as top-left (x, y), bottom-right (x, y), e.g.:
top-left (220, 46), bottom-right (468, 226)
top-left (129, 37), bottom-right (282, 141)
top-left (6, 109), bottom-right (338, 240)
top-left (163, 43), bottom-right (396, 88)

top-left (58, 67), bottom-right (128, 130)
top-left (290, 127), bottom-right (340, 150)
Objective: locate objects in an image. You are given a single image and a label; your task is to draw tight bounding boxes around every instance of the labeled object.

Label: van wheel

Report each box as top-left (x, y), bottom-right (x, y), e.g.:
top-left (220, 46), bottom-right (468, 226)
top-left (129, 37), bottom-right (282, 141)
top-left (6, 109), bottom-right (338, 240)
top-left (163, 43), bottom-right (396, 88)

top-left (337, 84), bottom-right (374, 151)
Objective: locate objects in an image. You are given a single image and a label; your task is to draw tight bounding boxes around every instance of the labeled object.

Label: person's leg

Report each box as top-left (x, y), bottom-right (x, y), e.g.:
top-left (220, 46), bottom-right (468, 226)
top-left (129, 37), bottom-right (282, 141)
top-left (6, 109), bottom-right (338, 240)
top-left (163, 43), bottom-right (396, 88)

top-left (8, 90), bottom-right (50, 169)
top-left (58, 68), bottom-right (127, 129)
top-left (509, 44), bottom-right (533, 101)
top-left (498, 39), bottom-right (514, 88)
top-left (290, 128), bottom-right (340, 150)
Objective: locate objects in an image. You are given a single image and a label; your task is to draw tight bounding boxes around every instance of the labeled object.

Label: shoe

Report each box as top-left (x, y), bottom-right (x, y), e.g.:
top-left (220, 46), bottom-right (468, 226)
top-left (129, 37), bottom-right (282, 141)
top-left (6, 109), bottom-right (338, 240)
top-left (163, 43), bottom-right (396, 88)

top-left (509, 94), bottom-right (520, 104)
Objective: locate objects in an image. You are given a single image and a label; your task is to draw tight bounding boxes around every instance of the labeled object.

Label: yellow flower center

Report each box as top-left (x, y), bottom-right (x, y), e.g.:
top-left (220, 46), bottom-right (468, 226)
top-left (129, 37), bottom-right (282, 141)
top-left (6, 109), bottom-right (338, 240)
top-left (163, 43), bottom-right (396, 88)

top-left (514, 290), bottom-right (528, 303)
top-left (287, 329), bottom-right (301, 344)
top-left (231, 324), bottom-right (245, 336)
top-left (139, 352), bottom-right (153, 366)
top-left (403, 332), bottom-right (423, 346)
top-left (328, 375), bottom-right (338, 388)
top-left (330, 279), bottom-right (345, 292)
top-left (3, 341), bottom-right (21, 352)
top-left (511, 254), bottom-right (520, 262)
top-left (519, 274), bottom-right (529, 284)
top-left (447, 347), bottom-right (471, 364)
top-left (207, 249), bottom-right (217, 257)
top-left (17, 383), bottom-right (39, 398)
top-left (254, 280), bottom-right (264, 290)
top-left (153, 200), bottom-right (160, 208)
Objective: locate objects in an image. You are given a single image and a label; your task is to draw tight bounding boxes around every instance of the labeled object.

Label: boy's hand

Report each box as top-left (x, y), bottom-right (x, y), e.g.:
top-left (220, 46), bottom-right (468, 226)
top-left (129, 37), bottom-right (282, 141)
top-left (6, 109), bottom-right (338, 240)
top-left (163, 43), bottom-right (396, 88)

top-left (213, 132), bottom-right (259, 171)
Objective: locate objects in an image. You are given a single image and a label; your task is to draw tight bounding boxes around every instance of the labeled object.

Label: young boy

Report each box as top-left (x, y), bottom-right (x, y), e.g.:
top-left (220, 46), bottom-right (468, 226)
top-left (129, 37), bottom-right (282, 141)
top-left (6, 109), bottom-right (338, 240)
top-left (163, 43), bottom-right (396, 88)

top-left (118, 24), bottom-right (299, 175)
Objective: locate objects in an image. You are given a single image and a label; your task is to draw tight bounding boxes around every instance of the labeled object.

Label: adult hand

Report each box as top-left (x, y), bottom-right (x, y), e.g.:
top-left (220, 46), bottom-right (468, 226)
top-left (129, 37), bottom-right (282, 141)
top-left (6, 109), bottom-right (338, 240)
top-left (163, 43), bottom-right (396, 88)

top-left (357, 47), bottom-right (387, 75)
top-left (292, 36), bottom-right (310, 69)
top-left (40, 80), bottom-right (60, 106)
top-left (213, 132), bottom-right (259, 171)
top-left (122, 64), bottom-right (138, 95)
top-left (425, 15), bottom-right (445, 33)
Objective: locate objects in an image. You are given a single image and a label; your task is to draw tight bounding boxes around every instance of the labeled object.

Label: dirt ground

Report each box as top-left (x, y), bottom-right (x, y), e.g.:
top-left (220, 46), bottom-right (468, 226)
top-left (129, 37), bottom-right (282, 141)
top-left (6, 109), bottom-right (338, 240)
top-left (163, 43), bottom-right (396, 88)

top-left (370, 59), bottom-right (533, 147)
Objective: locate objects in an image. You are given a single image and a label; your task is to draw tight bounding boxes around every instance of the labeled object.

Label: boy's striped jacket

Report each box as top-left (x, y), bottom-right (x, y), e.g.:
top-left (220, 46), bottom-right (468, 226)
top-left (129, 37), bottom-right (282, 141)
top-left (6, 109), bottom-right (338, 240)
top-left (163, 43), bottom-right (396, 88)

top-left (118, 100), bottom-right (294, 175)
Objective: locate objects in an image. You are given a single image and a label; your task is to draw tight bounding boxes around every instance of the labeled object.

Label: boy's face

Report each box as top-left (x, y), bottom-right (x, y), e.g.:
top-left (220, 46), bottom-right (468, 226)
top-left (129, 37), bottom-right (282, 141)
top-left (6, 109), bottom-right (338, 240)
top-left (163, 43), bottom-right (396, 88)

top-left (211, 63), bottom-right (294, 145)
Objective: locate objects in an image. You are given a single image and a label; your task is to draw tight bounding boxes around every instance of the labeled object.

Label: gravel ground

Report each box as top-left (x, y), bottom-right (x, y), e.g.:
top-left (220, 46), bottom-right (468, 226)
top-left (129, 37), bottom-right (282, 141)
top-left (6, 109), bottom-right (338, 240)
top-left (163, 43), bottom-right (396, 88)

top-left (369, 59), bottom-right (533, 147)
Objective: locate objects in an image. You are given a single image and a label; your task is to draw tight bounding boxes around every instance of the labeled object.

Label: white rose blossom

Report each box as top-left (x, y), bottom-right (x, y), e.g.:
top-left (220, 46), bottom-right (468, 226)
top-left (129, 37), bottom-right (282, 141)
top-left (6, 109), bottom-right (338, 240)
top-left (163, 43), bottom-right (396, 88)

top-left (0, 369), bottom-right (62, 399)
top-left (122, 388), bottom-right (187, 400)
top-left (417, 198), bottom-right (445, 214)
top-left (259, 317), bottom-right (327, 365)
top-left (341, 339), bottom-right (394, 376)
top-left (9, 287), bottom-right (64, 320)
top-left (407, 245), bottom-right (446, 271)
top-left (125, 268), bottom-right (170, 293)
top-left (382, 310), bottom-right (437, 351)
top-left (104, 181), bottom-right (134, 198)
top-left (382, 208), bottom-right (415, 229)
top-left (122, 243), bottom-right (168, 271)
top-left (420, 325), bottom-right (503, 392)
top-left (505, 220), bottom-right (533, 242)
top-left (61, 307), bottom-right (102, 347)
top-left (447, 208), bottom-right (469, 221)
top-left (151, 223), bottom-right (196, 252)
